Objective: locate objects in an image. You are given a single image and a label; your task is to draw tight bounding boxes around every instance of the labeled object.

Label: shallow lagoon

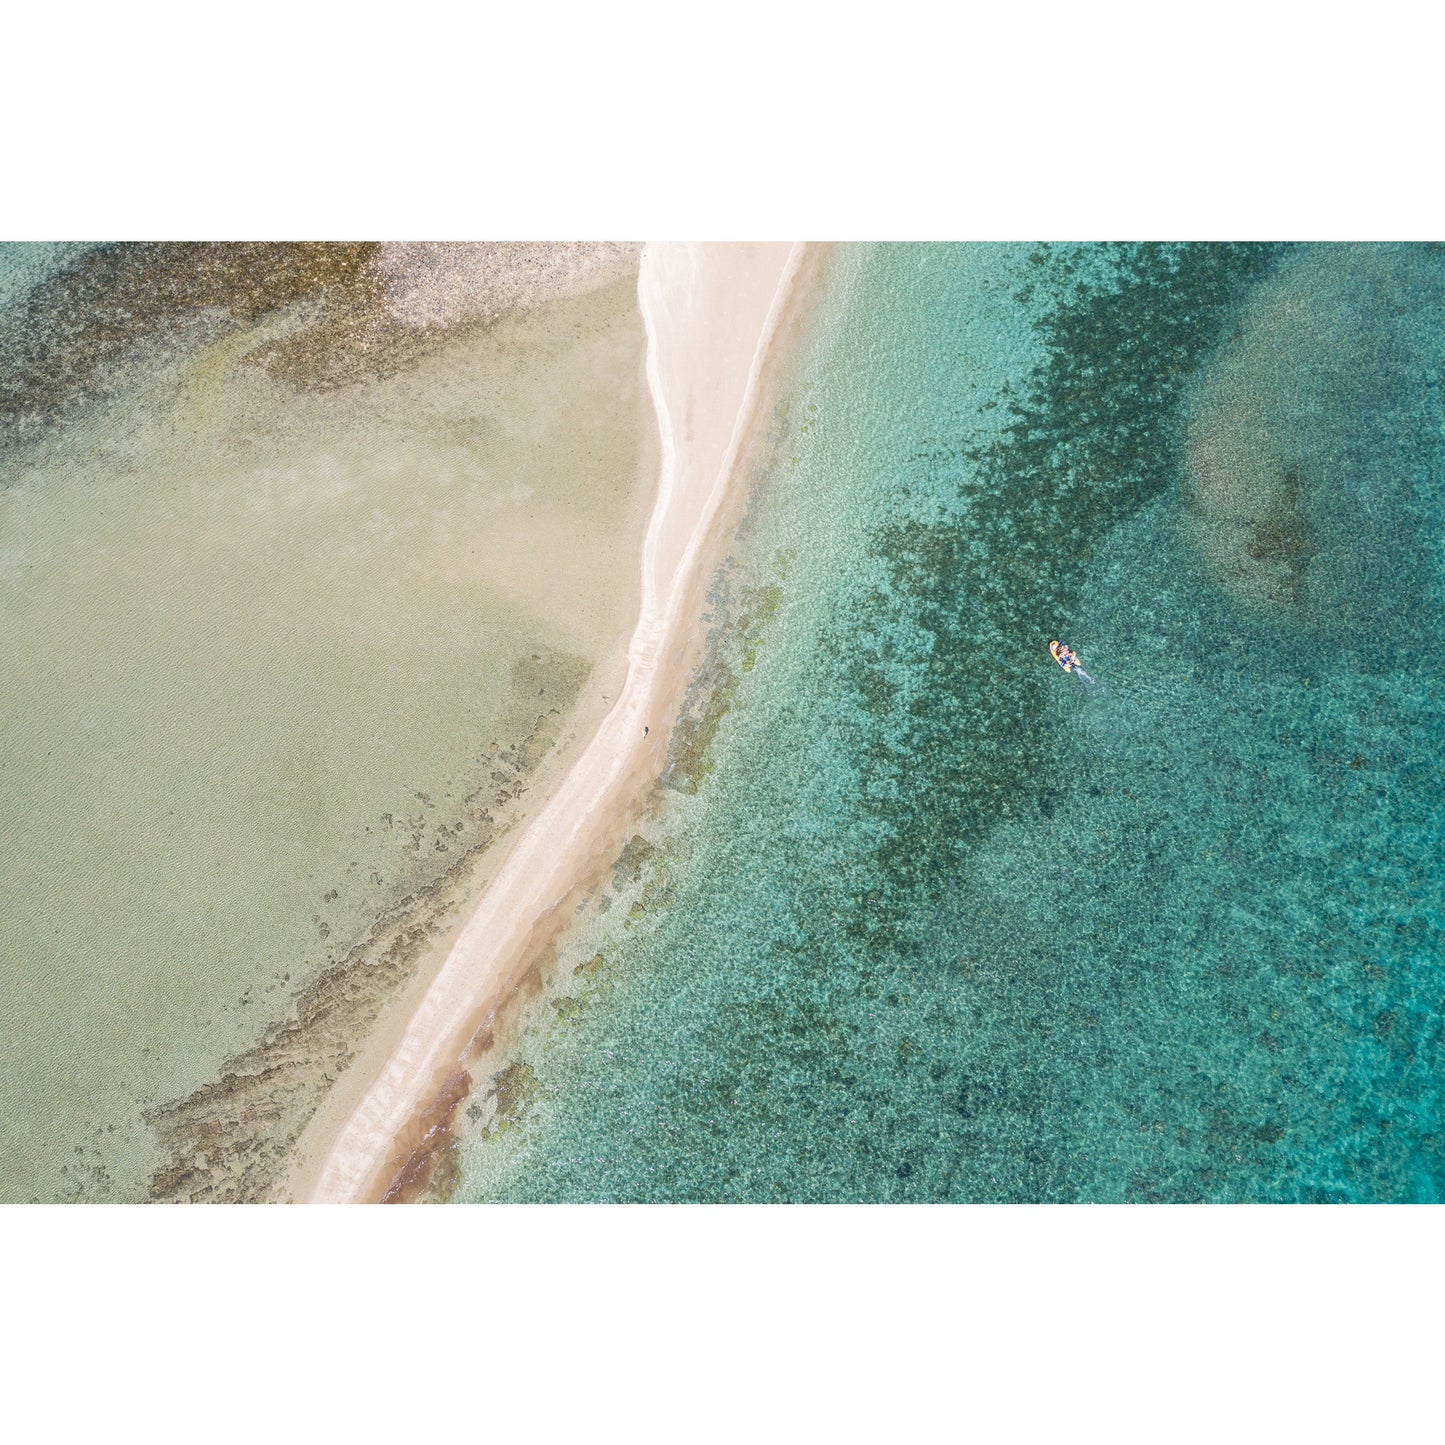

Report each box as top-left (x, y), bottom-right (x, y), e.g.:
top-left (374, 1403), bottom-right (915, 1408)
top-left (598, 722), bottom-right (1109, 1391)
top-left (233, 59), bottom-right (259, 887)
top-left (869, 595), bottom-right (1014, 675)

top-left (0, 249), bottom-right (650, 1201)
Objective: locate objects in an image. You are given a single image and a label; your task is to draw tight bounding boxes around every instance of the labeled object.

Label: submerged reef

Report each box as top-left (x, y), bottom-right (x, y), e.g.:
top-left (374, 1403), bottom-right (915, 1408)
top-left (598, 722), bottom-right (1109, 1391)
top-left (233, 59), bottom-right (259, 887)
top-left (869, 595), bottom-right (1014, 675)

top-left (0, 241), bottom-right (638, 453)
top-left (661, 557), bottom-right (791, 796)
top-left (146, 650), bottom-right (587, 1203)
top-left (840, 243), bottom-right (1286, 936)
top-left (1181, 243), bottom-right (1445, 646)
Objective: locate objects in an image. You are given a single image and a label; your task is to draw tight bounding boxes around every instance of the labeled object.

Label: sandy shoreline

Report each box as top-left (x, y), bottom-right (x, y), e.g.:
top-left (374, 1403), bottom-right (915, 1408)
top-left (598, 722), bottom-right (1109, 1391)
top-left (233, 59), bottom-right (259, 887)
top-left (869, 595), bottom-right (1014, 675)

top-left (300, 242), bottom-right (817, 1203)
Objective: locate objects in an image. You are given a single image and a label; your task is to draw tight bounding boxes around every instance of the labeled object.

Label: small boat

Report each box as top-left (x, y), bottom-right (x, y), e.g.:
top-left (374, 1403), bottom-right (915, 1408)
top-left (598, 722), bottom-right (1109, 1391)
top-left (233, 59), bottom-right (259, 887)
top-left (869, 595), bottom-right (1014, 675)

top-left (1051, 639), bottom-right (1099, 690)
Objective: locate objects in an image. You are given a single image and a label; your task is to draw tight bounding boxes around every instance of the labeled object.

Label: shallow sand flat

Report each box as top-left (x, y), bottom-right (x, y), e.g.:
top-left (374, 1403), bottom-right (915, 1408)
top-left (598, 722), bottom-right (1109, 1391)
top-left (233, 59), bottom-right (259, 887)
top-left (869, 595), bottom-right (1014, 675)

top-left (0, 260), bottom-right (652, 1202)
top-left (301, 243), bottom-right (814, 1203)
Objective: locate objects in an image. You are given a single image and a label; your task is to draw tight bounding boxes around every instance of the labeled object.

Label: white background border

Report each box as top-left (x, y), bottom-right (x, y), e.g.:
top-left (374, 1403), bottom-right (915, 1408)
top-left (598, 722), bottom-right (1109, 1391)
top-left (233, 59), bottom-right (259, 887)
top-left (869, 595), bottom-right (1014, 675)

top-left (4, 2), bottom-right (1439, 1437)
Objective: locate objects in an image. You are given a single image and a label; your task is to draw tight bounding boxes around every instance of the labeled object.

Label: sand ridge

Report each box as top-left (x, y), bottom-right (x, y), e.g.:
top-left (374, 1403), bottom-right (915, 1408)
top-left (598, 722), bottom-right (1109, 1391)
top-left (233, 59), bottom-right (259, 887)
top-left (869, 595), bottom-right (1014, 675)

top-left (302, 243), bottom-right (812, 1203)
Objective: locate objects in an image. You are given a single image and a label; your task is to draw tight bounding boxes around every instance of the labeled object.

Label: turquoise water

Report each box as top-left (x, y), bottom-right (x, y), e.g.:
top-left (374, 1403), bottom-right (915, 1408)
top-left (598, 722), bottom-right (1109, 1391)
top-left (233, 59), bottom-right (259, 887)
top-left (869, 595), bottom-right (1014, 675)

top-left (453, 243), bottom-right (1445, 1203)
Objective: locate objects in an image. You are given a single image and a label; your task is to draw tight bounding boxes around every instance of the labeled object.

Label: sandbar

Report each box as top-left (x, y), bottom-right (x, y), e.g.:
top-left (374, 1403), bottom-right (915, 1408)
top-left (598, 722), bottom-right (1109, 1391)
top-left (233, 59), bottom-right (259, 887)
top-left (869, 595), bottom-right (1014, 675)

top-left (300, 242), bottom-right (816, 1203)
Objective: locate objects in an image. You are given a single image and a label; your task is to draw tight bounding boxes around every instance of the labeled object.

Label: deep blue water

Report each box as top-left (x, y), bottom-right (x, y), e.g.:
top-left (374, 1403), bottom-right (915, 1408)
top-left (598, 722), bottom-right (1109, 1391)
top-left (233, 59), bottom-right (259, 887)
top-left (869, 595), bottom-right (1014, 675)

top-left (455, 243), bottom-right (1445, 1203)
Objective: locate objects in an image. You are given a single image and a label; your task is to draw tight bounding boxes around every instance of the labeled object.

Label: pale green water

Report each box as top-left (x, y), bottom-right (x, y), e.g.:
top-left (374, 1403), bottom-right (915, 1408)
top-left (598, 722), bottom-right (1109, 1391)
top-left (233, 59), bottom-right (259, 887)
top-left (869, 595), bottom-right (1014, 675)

top-left (0, 251), bottom-right (649, 1201)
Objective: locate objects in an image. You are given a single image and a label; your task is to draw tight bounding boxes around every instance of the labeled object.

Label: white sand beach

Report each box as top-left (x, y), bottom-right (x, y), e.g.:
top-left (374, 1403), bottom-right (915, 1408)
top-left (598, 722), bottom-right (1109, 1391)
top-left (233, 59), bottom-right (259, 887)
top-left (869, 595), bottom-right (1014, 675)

top-left (300, 243), bottom-right (815, 1202)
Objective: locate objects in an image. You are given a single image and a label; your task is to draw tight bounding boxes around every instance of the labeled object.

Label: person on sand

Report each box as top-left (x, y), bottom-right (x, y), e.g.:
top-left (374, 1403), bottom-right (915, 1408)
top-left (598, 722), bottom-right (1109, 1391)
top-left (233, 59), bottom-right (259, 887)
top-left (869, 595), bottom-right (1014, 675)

top-left (644, 726), bottom-right (649, 737)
